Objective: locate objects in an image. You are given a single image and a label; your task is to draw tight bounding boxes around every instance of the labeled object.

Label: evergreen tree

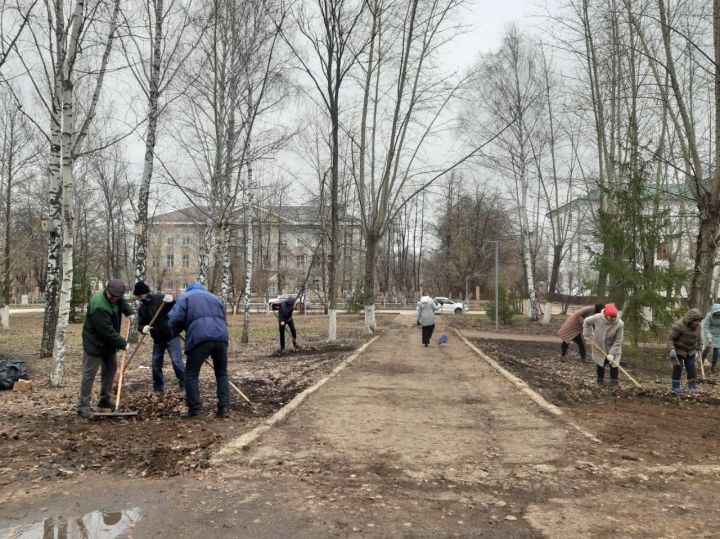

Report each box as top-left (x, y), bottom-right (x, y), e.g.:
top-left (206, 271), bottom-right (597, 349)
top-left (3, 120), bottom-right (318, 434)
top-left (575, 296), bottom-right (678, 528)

top-left (590, 162), bottom-right (689, 345)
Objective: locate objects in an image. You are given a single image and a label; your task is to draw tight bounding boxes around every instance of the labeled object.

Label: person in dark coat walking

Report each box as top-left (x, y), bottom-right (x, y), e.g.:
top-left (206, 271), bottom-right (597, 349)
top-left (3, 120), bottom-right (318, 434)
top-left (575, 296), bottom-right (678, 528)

top-left (168, 282), bottom-right (230, 419)
top-left (133, 281), bottom-right (185, 393)
top-left (667, 308), bottom-right (704, 394)
top-left (557, 304), bottom-right (603, 362)
top-left (277, 297), bottom-right (299, 352)
top-left (77, 279), bottom-right (135, 418)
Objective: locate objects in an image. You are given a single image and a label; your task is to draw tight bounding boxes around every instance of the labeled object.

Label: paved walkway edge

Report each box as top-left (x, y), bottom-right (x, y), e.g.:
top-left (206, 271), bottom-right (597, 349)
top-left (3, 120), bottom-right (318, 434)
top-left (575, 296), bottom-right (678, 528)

top-left (212, 336), bottom-right (382, 464)
top-left (455, 329), bottom-right (601, 444)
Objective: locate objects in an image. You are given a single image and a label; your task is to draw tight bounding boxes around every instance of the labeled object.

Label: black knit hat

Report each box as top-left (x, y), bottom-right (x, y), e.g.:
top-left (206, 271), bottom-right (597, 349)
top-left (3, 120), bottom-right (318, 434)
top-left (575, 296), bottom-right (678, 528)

top-left (133, 280), bottom-right (151, 296)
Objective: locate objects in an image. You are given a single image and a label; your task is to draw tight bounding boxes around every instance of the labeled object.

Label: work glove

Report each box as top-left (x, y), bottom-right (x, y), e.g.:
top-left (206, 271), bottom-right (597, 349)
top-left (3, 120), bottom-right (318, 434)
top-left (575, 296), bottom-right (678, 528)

top-left (280, 321), bottom-right (285, 327)
top-left (127, 314), bottom-right (136, 322)
top-left (125, 343), bottom-right (131, 351)
top-left (606, 353), bottom-right (618, 368)
top-left (141, 325), bottom-right (152, 335)
top-left (163, 294), bottom-right (173, 303)
top-left (669, 349), bottom-right (677, 361)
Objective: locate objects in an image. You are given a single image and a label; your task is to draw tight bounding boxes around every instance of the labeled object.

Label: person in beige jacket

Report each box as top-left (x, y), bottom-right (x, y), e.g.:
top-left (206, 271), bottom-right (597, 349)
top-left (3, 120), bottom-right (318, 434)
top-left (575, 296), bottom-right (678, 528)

top-left (557, 304), bottom-right (603, 362)
top-left (583, 304), bottom-right (624, 393)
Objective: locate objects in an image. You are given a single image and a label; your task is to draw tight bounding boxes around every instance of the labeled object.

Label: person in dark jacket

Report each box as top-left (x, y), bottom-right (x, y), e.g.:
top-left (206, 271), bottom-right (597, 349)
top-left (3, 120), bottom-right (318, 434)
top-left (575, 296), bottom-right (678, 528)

top-left (667, 308), bottom-right (704, 394)
top-left (168, 282), bottom-right (230, 419)
top-left (277, 297), bottom-right (299, 352)
top-left (133, 281), bottom-right (185, 393)
top-left (77, 279), bottom-right (135, 418)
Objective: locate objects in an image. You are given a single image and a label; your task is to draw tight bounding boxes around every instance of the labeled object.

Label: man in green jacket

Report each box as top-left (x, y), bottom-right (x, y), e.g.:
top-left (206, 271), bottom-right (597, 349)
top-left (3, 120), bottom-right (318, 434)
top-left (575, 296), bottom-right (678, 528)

top-left (77, 279), bottom-right (135, 417)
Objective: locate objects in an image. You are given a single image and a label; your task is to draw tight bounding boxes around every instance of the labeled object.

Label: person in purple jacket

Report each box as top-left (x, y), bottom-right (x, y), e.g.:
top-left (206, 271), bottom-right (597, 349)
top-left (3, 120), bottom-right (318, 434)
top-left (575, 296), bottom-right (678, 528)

top-left (168, 282), bottom-right (230, 419)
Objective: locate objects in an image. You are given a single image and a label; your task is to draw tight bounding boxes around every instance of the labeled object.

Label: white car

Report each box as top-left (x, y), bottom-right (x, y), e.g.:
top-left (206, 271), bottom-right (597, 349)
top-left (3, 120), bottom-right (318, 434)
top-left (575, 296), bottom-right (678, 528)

top-left (433, 297), bottom-right (468, 314)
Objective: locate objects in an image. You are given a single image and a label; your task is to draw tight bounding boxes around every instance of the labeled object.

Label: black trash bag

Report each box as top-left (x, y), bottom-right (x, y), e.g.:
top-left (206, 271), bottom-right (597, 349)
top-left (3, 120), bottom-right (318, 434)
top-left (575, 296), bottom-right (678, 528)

top-left (0, 359), bottom-right (29, 390)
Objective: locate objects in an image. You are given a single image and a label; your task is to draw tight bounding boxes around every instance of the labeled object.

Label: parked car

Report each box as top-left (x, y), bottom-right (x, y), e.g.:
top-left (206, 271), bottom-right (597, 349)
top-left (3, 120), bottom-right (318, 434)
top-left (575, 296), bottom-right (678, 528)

top-left (269, 294), bottom-right (300, 311)
top-left (433, 297), bottom-right (468, 315)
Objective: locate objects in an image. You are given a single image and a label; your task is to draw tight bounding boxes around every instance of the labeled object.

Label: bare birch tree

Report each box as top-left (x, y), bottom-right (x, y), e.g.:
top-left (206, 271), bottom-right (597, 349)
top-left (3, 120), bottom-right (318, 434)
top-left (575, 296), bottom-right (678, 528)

top-left (119, 0), bottom-right (202, 288)
top-left (49, 0), bottom-right (122, 385)
top-left (465, 26), bottom-right (544, 320)
top-left (354, 0), bottom-right (482, 332)
top-left (284, 0), bottom-right (368, 341)
top-left (0, 86), bottom-right (42, 306)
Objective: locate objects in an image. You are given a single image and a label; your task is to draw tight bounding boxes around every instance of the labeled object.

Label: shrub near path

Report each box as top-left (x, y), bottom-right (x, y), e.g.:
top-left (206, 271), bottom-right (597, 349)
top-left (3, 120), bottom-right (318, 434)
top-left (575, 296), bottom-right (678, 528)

top-left (0, 313), bottom-right (388, 485)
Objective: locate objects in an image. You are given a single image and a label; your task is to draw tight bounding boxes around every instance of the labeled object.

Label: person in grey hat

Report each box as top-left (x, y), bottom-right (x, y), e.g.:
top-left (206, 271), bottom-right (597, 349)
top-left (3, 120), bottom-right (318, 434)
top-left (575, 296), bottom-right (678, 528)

top-left (77, 279), bottom-right (135, 417)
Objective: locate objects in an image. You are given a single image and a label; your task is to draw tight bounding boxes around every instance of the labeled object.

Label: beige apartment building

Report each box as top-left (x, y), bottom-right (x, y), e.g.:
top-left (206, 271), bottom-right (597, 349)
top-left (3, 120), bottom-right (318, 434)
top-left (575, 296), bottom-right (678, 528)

top-left (145, 205), bottom-right (363, 305)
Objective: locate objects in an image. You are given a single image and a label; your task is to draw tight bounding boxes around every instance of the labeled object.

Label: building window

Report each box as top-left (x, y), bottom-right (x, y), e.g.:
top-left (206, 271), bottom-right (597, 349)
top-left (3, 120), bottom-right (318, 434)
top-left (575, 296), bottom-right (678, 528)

top-left (166, 254), bottom-right (174, 268)
top-left (296, 254), bottom-right (305, 267)
top-left (279, 255), bottom-right (287, 266)
top-left (296, 235), bottom-right (303, 247)
top-left (181, 235), bottom-right (190, 246)
top-left (152, 256), bottom-right (159, 268)
top-left (279, 232), bottom-right (288, 247)
top-left (182, 255), bottom-right (190, 268)
top-left (165, 236), bottom-right (174, 246)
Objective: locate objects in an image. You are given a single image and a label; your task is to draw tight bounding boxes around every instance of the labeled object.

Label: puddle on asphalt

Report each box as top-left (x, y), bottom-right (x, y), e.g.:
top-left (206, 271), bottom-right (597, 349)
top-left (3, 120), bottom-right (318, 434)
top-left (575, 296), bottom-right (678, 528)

top-left (1, 507), bottom-right (140, 538)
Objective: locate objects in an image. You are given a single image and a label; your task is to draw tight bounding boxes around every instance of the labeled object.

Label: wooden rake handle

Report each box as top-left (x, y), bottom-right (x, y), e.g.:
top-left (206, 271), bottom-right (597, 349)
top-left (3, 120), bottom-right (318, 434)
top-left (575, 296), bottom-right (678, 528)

top-left (589, 340), bottom-right (642, 388)
top-left (177, 334), bottom-right (253, 405)
top-left (115, 320), bottom-right (133, 410)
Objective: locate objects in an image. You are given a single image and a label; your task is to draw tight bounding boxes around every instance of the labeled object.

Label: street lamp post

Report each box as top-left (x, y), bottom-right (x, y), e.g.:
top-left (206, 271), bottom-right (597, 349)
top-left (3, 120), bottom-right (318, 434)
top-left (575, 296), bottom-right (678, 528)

top-left (486, 241), bottom-right (499, 331)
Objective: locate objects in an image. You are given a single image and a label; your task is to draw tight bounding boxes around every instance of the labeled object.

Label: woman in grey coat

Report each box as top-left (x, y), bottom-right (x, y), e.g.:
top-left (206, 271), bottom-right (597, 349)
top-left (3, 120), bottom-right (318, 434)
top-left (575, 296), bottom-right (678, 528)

top-left (417, 295), bottom-right (438, 347)
top-left (582, 303), bottom-right (624, 393)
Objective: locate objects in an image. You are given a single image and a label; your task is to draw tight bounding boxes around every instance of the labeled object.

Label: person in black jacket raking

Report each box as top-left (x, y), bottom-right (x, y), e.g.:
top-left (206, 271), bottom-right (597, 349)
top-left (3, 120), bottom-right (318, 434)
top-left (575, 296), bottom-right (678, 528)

top-left (133, 281), bottom-right (185, 393)
top-left (278, 297), bottom-right (299, 352)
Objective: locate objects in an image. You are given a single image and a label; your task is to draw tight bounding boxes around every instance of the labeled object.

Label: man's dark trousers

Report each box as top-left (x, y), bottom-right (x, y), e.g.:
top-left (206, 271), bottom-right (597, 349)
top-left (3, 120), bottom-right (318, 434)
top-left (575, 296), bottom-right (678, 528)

top-left (279, 319), bottom-right (297, 349)
top-left (184, 340), bottom-right (230, 413)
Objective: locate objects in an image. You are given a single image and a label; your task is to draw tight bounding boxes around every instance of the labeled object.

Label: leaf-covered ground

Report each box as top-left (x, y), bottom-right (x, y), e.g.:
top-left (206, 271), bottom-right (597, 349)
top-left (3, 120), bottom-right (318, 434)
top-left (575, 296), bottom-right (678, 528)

top-left (0, 312), bottom-right (385, 484)
top-left (468, 335), bottom-right (720, 464)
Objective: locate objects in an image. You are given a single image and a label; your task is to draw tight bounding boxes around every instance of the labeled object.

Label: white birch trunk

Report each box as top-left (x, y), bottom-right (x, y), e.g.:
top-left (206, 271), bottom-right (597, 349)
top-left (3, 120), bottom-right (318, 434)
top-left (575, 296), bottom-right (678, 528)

top-left (50, 80), bottom-right (76, 386)
top-left (134, 0), bottom-right (164, 285)
top-left (41, 107), bottom-right (63, 357)
top-left (197, 215), bottom-right (214, 285)
top-left (328, 308), bottom-right (337, 341)
top-left (521, 221), bottom-right (539, 321)
top-left (364, 304), bottom-right (376, 334)
top-left (50, 0), bottom-right (86, 384)
top-left (40, 1), bottom-right (67, 357)
top-left (241, 160), bottom-right (254, 344)
top-left (220, 222), bottom-right (231, 301)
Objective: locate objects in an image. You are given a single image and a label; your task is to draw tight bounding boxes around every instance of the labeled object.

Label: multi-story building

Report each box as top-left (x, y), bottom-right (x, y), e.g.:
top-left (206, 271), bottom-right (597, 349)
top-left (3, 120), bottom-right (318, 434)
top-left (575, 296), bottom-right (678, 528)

top-left (145, 204), bottom-right (363, 305)
top-left (546, 185), bottom-right (710, 298)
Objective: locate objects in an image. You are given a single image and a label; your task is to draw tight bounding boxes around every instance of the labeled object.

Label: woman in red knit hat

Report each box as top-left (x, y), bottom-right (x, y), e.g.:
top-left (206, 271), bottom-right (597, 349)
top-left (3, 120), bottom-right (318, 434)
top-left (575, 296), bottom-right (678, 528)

top-left (582, 303), bottom-right (624, 393)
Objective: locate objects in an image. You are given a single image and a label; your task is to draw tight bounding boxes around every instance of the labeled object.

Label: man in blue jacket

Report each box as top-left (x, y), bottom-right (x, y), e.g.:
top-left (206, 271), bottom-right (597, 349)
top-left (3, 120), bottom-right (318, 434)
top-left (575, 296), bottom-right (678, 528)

top-left (168, 282), bottom-right (230, 419)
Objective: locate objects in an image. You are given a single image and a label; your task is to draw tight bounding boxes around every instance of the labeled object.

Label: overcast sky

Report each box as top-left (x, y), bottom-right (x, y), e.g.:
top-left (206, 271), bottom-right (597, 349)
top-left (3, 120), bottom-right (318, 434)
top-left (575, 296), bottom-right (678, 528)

top-left (440, 0), bottom-right (553, 74)
top-left (143, 0), bottom-right (562, 212)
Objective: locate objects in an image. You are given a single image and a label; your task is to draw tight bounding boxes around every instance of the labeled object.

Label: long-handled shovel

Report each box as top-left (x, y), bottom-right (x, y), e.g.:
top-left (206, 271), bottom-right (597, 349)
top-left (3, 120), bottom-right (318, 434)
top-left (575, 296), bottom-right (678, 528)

top-left (590, 341), bottom-right (642, 388)
top-left (698, 348), bottom-right (706, 380)
top-left (94, 320), bottom-right (138, 418)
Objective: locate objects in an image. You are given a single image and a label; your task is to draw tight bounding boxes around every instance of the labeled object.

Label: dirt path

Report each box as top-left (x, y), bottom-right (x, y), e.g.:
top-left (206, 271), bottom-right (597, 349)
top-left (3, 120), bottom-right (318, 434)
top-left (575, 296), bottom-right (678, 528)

top-left (2, 319), bottom-right (720, 537)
